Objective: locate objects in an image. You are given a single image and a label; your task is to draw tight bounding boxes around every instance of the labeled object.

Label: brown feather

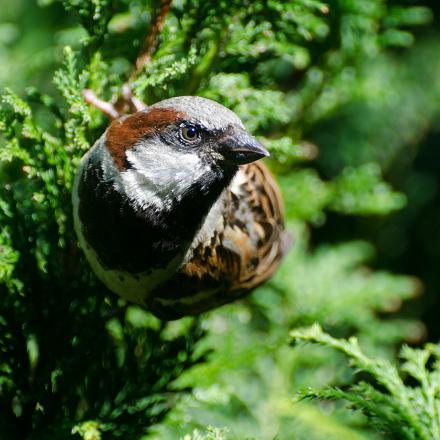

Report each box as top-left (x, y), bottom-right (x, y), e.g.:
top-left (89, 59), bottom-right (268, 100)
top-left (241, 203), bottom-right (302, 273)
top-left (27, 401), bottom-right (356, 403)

top-left (147, 161), bottom-right (289, 318)
top-left (106, 108), bottom-right (182, 170)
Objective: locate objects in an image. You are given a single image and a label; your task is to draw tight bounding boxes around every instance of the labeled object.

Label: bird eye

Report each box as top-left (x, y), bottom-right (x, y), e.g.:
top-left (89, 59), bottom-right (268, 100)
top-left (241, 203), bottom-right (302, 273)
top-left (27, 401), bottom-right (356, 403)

top-left (181, 125), bottom-right (199, 142)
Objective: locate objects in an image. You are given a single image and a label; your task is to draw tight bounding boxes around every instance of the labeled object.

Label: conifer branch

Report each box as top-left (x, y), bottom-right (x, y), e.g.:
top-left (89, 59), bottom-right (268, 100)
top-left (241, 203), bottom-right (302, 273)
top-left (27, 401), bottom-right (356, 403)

top-left (83, 1), bottom-right (172, 116)
top-left (82, 89), bottom-right (121, 119)
top-left (132, 0), bottom-right (173, 79)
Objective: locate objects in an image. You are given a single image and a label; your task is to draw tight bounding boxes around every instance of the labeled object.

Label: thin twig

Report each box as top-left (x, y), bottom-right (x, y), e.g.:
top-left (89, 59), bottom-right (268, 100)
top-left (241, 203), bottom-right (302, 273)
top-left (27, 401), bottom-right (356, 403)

top-left (122, 83), bottom-right (147, 112)
top-left (82, 89), bottom-right (121, 120)
top-left (131, 0), bottom-right (173, 79)
top-left (82, 1), bottom-right (171, 117)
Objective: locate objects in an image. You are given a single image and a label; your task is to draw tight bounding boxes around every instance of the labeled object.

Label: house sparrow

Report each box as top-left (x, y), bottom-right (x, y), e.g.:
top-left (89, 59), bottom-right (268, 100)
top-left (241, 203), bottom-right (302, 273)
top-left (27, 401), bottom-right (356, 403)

top-left (73, 96), bottom-right (289, 319)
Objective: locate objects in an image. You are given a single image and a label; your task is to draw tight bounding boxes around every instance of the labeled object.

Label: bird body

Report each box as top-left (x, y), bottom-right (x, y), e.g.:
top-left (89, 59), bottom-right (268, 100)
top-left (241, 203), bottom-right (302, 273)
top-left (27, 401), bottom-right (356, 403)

top-left (73, 96), bottom-right (288, 319)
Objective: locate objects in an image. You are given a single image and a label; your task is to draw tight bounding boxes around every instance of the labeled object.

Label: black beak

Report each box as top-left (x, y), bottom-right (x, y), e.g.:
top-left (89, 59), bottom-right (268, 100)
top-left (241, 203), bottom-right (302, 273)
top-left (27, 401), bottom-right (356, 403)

top-left (218, 128), bottom-right (270, 165)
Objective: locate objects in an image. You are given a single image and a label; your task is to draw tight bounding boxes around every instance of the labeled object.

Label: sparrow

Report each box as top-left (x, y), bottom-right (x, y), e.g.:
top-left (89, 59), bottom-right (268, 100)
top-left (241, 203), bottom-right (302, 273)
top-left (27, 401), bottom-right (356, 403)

top-left (72, 96), bottom-right (289, 320)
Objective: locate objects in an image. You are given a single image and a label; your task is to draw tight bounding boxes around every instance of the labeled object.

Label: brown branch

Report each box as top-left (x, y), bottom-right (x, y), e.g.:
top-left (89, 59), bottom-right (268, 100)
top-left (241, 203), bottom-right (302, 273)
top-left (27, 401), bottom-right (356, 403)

top-left (121, 83), bottom-right (147, 112)
top-left (82, 1), bottom-right (171, 117)
top-left (131, 0), bottom-right (173, 79)
top-left (82, 89), bottom-right (121, 120)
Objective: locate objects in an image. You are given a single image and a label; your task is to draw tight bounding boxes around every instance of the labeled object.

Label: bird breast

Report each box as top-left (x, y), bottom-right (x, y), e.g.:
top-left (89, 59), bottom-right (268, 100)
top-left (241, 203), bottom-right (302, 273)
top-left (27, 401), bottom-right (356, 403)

top-left (145, 161), bottom-right (288, 319)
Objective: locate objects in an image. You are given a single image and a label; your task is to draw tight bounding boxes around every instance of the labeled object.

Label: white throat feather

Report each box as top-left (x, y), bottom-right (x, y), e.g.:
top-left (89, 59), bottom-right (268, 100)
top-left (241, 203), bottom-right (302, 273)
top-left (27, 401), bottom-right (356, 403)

top-left (119, 139), bottom-right (210, 211)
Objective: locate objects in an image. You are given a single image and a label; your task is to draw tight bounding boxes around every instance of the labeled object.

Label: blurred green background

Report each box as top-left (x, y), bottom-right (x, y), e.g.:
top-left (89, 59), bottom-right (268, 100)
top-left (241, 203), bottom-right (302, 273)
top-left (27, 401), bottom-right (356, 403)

top-left (1, 0), bottom-right (440, 439)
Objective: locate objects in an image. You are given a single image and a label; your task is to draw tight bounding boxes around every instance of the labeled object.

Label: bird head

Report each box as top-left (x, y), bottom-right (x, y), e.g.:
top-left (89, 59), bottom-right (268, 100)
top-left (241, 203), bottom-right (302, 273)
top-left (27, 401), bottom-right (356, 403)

top-left (100, 96), bottom-right (269, 211)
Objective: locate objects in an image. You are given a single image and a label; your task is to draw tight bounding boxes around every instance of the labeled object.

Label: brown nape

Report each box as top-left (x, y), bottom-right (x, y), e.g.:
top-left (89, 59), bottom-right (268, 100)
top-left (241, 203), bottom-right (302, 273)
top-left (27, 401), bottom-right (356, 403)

top-left (106, 107), bottom-right (182, 170)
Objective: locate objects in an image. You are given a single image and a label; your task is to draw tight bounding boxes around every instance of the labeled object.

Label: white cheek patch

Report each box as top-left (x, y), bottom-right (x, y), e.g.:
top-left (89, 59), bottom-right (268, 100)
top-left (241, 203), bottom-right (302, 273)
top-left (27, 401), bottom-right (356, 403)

top-left (121, 140), bottom-right (210, 211)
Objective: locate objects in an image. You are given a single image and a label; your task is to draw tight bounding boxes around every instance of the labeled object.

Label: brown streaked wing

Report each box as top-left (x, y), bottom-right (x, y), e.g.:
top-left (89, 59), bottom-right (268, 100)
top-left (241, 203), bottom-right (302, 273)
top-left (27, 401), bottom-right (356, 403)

top-left (147, 161), bottom-right (289, 319)
top-left (233, 160), bottom-right (287, 288)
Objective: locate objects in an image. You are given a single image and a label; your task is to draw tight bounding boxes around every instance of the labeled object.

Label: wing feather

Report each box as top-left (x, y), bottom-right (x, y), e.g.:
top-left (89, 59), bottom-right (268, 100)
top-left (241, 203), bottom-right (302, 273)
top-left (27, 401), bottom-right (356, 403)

top-left (147, 162), bottom-right (290, 319)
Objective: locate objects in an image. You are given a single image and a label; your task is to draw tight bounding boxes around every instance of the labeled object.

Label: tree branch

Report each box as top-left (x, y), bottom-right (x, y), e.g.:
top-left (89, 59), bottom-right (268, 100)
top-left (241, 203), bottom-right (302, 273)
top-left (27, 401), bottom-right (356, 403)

top-left (131, 0), bottom-right (173, 80)
top-left (83, 1), bottom-right (172, 117)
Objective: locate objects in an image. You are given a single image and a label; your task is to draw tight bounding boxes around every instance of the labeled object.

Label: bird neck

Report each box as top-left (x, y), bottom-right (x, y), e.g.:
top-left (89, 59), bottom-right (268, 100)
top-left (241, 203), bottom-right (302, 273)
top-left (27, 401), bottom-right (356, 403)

top-left (77, 155), bottom-right (236, 274)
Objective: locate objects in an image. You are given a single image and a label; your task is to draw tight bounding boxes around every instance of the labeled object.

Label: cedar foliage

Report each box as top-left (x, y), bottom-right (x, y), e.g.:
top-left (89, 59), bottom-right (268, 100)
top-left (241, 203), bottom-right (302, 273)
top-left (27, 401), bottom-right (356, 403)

top-left (0, 0), bottom-right (439, 439)
top-left (292, 324), bottom-right (440, 440)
